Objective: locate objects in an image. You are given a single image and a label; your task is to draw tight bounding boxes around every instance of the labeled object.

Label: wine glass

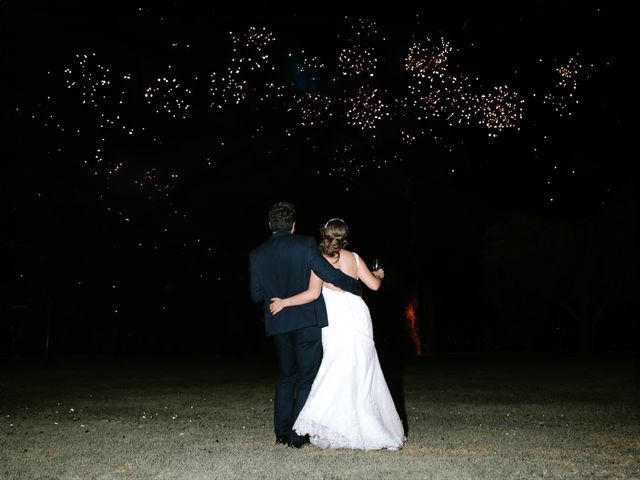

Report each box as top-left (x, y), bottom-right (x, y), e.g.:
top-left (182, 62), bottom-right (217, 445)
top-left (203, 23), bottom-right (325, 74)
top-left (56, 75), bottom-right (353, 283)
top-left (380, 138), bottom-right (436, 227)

top-left (371, 258), bottom-right (381, 272)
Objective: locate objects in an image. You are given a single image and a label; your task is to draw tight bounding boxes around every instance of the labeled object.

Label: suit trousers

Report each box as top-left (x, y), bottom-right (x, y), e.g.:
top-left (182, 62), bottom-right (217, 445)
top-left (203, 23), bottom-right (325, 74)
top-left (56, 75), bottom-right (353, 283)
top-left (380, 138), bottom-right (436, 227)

top-left (272, 325), bottom-right (322, 441)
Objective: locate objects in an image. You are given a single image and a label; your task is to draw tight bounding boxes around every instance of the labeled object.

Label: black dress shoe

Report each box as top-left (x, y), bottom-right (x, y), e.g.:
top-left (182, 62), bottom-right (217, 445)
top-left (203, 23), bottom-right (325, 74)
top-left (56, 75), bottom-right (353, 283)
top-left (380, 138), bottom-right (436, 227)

top-left (275, 435), bottom-right (290, 446)
top-left (290, 435), bottom-right (310, 449)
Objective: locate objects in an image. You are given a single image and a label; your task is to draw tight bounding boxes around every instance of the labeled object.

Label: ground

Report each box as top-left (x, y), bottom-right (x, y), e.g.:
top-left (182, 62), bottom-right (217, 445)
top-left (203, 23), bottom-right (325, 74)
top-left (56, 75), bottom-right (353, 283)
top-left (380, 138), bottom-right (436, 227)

top-left (1, 351), bottom-right (638, 479)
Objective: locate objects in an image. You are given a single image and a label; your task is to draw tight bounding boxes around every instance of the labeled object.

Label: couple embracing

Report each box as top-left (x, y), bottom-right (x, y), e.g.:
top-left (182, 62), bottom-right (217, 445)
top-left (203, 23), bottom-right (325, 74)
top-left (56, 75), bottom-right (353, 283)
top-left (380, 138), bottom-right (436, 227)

top-left (249, 201), bottom-right (405, 451)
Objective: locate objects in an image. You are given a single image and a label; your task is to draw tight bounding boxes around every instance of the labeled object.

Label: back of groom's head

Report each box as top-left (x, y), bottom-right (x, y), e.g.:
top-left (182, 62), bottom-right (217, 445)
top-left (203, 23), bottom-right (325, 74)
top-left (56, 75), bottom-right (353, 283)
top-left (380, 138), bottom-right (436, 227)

top-left (268, 201), bottom-right (296, 232)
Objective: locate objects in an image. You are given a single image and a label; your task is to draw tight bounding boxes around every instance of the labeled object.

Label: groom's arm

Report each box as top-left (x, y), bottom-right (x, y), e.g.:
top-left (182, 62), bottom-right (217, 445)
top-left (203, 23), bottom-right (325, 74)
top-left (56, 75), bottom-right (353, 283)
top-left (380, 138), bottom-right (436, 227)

top-left (309, 249), bottom-right (362, 297)
top-left (249, 254), bottom-right (266, 303)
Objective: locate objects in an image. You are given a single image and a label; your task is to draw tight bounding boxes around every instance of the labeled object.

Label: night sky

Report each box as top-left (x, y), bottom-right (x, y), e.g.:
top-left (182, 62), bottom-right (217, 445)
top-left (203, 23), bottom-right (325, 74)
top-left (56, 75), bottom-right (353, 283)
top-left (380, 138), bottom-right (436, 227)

top-left (3, 3), bottom-right (637, 356)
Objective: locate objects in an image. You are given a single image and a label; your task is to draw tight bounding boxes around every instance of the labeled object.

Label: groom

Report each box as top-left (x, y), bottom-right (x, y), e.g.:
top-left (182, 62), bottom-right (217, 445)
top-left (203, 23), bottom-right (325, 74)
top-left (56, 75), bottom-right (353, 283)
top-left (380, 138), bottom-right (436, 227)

top-left (249, 201), bottom-right (362, 448)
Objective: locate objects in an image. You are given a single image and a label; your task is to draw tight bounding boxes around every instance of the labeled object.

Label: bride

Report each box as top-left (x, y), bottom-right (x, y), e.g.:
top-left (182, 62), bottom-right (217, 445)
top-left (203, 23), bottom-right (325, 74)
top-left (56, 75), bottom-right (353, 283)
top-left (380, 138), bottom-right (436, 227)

top-left (269, 218), bottom-right (405, 451)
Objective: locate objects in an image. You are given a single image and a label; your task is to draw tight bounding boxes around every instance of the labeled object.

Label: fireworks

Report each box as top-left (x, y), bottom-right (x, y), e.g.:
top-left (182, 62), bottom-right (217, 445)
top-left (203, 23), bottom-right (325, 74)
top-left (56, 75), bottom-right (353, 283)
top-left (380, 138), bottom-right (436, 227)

top-left (64, 52), bottom-right (113, 108)
top-left (338, 18), bottom-right (381, 78)
top-left (294, 92), bottom-right (333, 126)
top-left (345, 86), bottom-right (390, 130)
top-left (405, 37), bottom-right (524, 136)
top-left (404, 38), bottom-right (452, 79)
top-left (145, 76), bottom-right (192, 119)
top-left (11, 8), bottom-right (614, 327)
top-left (133, 168), bottom-right (176, 199)
top-left (325, 143), bottom-right (391, 181)
top-left (543, 55), bottom-right (587, 116)
top-left (210, 26), bottom-right (276, 109)
top-left (19, 14), bottom-right (594, 221)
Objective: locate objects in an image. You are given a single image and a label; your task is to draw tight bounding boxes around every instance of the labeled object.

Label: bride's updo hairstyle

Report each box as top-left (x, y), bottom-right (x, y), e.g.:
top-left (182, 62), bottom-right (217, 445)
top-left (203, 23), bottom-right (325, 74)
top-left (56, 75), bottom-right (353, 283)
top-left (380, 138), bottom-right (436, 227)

top-left (320, 218), bottom-right (349, 258)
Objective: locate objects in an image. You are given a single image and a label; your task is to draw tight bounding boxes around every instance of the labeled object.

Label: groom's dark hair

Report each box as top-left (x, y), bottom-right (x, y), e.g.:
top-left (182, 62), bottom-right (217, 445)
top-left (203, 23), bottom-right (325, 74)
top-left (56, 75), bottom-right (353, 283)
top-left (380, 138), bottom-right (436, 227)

top-left (268, 201), bottom-right (296, 231)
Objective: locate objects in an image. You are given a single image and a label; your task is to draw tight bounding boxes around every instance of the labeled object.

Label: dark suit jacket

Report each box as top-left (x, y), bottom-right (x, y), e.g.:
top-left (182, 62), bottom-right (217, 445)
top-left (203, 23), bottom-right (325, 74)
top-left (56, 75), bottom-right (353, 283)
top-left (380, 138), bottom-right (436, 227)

top-left (249, 231), bottom-right (362, 336)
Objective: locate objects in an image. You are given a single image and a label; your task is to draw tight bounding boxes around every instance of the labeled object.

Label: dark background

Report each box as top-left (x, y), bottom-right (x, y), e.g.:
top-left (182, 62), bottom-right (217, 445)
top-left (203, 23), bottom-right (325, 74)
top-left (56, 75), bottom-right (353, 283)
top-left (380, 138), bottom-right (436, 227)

top-left (2, 2), bottom-right (637, 357)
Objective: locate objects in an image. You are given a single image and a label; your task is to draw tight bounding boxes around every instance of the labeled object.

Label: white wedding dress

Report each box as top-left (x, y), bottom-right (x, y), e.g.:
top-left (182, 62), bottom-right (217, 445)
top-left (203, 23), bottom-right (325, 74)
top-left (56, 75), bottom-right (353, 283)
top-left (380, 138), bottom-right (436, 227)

top-left (293, 253), bottom-right (405, 451)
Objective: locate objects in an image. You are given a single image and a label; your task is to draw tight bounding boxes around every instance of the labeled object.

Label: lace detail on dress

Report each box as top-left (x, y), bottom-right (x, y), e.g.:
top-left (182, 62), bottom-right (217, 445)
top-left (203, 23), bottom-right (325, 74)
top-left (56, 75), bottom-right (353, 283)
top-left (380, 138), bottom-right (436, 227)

top-left (294, 415), bottom-right (403, 451)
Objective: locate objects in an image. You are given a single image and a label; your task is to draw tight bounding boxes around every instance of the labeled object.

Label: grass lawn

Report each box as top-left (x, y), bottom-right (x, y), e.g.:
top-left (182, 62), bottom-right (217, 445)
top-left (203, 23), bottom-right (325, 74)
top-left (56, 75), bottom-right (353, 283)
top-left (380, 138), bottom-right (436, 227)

top-left (1, 351), bottom-right (638, 479)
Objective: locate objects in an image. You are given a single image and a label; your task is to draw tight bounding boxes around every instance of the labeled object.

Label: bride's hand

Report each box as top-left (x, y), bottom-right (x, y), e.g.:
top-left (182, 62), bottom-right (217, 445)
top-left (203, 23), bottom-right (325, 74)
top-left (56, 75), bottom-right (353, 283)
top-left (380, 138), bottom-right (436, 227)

top-left (372, 268), bottom-right (385, 279)
top-left (269, 297), bottom-right (286, 315)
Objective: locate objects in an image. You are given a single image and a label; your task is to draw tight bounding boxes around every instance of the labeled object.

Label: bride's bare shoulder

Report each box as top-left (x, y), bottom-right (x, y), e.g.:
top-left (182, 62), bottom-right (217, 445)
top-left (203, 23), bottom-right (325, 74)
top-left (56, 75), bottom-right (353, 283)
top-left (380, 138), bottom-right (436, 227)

top-left (341, 249), bottom-right (359, 259)
top-left (340, 248), bottom-right (353, 260)
top-left (339, 249), bottom-right (357, 265)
